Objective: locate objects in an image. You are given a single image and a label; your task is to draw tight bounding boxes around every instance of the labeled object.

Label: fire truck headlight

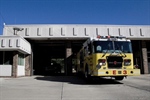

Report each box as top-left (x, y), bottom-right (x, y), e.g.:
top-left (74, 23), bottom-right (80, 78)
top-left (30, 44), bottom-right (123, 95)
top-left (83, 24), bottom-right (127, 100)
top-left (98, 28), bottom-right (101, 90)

top-left (99, 63), bottom-right (103, 66)
top-left (124, 62), bottom-right (131, 66)
top-left (124, 59), bottom-right (131, 66)
top-left (98, 59), bottom-right (106, 66)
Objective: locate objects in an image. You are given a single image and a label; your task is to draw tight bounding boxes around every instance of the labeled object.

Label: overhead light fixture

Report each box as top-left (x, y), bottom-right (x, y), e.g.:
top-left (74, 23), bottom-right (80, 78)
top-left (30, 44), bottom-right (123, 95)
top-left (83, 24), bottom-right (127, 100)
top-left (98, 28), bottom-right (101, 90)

top-left (13, 27), bottom-right (24, 31)
top-left (13, 27), bottom-right (24, 35)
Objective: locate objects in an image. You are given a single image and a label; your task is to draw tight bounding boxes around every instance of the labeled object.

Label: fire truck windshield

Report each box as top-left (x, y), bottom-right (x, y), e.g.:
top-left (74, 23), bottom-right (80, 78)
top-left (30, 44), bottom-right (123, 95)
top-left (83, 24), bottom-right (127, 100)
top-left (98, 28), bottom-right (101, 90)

top-left (93, 41), bottom-right (132, 53)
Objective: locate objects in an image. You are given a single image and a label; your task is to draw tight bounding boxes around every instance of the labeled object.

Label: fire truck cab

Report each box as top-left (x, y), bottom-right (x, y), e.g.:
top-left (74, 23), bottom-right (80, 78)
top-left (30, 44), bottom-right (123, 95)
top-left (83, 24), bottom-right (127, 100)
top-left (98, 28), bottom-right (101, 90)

top-left (76, 35), bottom-right (141, 81)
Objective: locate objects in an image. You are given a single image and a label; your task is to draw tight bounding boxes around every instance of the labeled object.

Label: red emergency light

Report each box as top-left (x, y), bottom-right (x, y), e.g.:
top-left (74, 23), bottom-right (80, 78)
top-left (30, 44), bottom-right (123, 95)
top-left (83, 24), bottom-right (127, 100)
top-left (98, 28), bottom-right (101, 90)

top-left (97, 35), bottom-right (101, 38)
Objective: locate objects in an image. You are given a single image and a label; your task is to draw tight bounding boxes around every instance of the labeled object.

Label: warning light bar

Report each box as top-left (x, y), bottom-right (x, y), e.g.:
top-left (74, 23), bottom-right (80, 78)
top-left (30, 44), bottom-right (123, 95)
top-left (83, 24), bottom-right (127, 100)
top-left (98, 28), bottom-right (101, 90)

top-left (97, 35), bottom-right (126, 39)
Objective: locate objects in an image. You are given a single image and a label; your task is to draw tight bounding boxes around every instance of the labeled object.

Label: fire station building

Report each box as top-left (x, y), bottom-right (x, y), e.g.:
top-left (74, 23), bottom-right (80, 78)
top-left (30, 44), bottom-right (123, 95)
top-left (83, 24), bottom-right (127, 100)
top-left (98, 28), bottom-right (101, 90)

top-left (0, 24), bottom-right (150, 77)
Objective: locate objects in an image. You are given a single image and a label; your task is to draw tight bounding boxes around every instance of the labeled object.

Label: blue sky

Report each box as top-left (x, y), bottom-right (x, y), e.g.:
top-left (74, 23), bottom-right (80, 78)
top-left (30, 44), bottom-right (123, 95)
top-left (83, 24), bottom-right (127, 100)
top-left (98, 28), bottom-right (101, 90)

top-left (0, 0), bottom-right (149, 35)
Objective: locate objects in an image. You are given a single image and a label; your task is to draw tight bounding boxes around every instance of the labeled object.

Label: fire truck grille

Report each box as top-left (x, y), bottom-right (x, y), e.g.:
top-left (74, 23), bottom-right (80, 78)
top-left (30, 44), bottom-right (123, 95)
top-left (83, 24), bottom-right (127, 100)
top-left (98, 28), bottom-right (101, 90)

top-left (107, 56), bottom-right (123, 69)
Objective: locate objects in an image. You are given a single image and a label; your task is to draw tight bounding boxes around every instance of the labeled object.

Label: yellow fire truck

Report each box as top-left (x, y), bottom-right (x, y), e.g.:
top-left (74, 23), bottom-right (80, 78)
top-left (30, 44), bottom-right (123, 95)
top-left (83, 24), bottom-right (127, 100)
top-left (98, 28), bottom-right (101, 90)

top-left (76, 35), bottom-right (140, 81)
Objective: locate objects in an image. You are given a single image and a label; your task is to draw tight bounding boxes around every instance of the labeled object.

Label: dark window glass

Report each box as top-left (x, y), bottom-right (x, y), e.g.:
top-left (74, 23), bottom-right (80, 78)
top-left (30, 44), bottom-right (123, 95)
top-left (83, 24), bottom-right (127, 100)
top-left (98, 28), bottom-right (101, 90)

top-left (93, 41), bottom-right (132, 53)
top-left (114, 41), bottom-right (132, 53)
top-left (0, 51), bottom-right (3, 64)
top-left (18, 53), bottom-right (24, 65)
top-left (4, 51), bottom-right (13, 65)
top-left (93, 41), bottom-right (113, 53)
top-left (0, 51), bottom-right (13, 65)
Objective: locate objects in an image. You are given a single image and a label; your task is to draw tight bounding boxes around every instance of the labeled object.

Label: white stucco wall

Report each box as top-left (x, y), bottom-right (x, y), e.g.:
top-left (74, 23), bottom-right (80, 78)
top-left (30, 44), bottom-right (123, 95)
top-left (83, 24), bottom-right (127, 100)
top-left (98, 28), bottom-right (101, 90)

top-left (17, 65), bottom-right (25, 76)
top-left (2, 24), bottom-right (150, 40)
top-left (0, 36), bottom-right (31, 54)
top-left (0, 65), bottom-right (12, 76)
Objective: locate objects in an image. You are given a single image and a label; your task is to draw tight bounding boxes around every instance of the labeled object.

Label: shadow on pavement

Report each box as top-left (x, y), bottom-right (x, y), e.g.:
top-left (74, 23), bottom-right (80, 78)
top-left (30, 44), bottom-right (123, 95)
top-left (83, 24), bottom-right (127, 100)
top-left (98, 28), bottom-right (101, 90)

top-left (34, 75), bottom-right (123, 85)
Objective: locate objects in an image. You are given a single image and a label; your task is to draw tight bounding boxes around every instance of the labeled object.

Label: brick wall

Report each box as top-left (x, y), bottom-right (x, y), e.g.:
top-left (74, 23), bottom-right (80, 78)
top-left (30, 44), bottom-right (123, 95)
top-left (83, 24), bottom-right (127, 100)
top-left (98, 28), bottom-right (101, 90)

top-left (141, 41), bottom-right (149, 74)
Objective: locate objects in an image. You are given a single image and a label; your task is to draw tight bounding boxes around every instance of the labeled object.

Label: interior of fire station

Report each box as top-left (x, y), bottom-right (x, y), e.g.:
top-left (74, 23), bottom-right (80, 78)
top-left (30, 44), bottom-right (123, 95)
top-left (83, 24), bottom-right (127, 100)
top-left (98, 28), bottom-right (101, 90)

top-left (131, 40), bottom-right (143, 73)
top-left (131, 40), bottom-right (150, 74)
top-left (29, 39), bottom-right (86, 76)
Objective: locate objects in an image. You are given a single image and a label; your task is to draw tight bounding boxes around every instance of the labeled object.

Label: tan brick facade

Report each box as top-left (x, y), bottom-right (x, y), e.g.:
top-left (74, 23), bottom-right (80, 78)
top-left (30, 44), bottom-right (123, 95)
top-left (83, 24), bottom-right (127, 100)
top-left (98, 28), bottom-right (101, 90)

top-left (141, 41), bottom-right (149, 74)
top-left (25, 54), bottom-right (32, 76)
top-left (12, 52), bottom-right (18, 77)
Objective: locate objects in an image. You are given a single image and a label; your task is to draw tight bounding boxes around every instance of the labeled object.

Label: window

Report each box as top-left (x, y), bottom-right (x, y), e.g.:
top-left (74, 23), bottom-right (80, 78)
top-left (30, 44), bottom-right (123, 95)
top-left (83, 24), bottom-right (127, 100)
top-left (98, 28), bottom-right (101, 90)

top-left (0, 51), bottom-right (13, 65)
top-left (93, 41), bottom-right (113, 53)
top-left (114, 41), bottom-right (132, 53)
top-left (93, 41), bottom-right (132, 53)
top-left (0, 51), bottom-right (3, 64)
top-left (18, 53), bottom-right (24, 65)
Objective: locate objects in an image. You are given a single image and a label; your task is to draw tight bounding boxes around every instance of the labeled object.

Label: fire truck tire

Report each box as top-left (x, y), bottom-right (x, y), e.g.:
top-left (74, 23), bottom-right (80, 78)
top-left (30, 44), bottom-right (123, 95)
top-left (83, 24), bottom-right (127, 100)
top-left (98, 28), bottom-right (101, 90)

top-left (115, 76), bottom-right (124, 81)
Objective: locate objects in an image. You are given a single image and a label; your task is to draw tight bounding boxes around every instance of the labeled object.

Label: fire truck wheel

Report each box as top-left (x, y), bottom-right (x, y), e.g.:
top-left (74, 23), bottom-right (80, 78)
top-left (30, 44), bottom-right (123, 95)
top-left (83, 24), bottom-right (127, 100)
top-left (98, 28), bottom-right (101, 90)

top-left (115, 76), bottom-right (124, 81)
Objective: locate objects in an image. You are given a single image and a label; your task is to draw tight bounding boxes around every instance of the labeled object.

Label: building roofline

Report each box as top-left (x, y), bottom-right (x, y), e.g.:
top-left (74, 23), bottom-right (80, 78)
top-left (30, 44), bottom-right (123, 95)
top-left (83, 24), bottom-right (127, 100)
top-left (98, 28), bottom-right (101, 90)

top-left (4, 24), bottom-right (150, 27)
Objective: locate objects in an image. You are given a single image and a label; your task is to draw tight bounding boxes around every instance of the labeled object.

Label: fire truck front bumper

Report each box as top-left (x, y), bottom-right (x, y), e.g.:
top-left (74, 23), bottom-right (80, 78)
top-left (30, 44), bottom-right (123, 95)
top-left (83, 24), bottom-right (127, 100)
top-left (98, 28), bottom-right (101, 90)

top-left (92, 69), bottom-right (141, 77)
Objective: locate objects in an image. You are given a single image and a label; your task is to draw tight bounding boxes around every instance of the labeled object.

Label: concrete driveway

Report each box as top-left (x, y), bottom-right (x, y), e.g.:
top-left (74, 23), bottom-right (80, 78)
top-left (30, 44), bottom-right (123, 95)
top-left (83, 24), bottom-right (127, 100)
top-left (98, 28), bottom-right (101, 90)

top-left (0, 75), bottom-right (150, 100)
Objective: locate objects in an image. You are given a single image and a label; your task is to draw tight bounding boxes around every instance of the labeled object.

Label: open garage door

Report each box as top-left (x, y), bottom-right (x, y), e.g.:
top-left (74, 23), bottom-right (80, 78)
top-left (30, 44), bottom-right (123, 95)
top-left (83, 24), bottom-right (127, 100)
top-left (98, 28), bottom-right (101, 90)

top-left (31, 40), bottom-right (85, 76)
top-left (33, 42), bottom-right (65, 76)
